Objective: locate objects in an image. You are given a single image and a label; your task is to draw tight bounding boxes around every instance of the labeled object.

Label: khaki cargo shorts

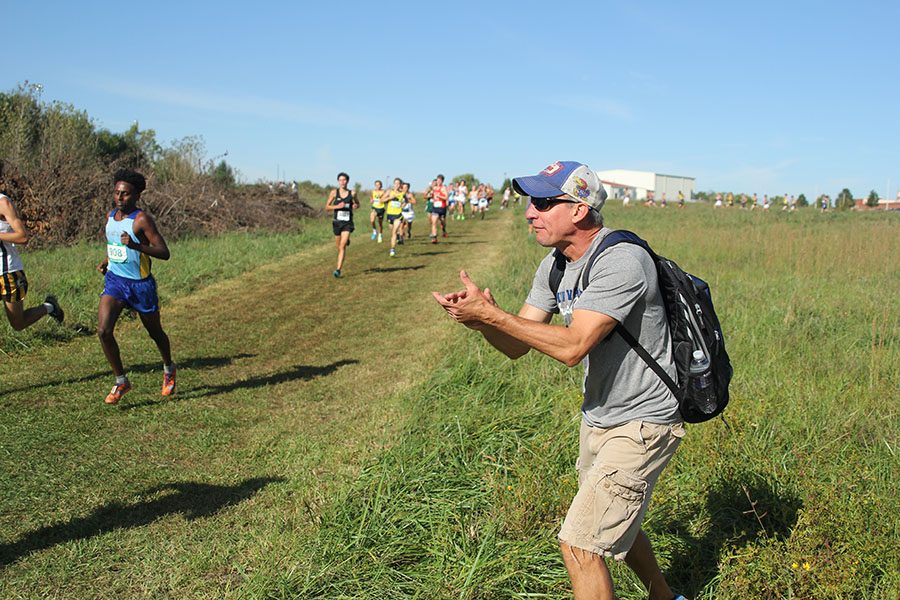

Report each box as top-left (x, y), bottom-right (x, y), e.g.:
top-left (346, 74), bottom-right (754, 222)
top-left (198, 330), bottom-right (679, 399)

top-left (558, 419), bottom-right (685, 561)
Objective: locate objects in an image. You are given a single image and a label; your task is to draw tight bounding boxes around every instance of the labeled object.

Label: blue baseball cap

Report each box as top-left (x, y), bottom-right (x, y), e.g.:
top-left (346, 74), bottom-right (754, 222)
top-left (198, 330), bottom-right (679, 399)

top-left (512, 161), bottom-right (607, 211)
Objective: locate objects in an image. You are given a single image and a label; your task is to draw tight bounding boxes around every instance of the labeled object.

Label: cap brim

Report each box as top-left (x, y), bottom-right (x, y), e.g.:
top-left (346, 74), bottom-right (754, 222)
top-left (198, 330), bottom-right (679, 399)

top-left (512, 175), bottom-right (564, 199)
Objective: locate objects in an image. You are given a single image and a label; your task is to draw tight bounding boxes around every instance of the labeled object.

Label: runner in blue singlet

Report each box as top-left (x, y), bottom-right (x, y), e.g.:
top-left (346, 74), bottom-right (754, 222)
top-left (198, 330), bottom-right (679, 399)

top-left (96, 169), bottom-right (175, 405)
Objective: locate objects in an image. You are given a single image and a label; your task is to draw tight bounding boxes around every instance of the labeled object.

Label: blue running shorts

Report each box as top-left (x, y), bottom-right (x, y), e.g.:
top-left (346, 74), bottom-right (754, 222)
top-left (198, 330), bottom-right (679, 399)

top-left (102, 271), bottom-right (159, 313)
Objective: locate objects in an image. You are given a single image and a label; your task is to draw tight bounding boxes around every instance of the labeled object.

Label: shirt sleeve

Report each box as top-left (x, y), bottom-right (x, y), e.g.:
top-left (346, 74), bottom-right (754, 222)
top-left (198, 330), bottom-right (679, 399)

top-left (575, 246), bottom-right (648, 323)
top-left (525, 252), bottom-right (559, 314)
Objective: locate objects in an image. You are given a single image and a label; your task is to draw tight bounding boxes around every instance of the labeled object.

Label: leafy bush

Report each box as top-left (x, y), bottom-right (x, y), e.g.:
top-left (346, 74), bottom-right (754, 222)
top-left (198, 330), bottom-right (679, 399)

top-left (0, 83), bottom-right (316, 247)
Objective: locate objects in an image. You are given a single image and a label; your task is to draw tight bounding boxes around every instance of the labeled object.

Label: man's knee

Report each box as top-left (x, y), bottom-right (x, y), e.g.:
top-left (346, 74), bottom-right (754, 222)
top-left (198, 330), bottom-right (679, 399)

top-left (98, 325), bottom-right (115, 342)
top-left (560, 541), bottom-right (605, 567)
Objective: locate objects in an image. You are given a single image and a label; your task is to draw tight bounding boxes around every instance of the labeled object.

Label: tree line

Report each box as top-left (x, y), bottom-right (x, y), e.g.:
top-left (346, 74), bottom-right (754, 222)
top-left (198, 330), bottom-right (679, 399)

top-left (0, 82), bottom-right (318, 248)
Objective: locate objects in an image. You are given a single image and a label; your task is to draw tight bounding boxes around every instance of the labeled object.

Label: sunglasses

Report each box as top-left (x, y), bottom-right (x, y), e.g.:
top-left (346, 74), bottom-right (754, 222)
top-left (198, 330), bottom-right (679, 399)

top-left (530, 196), bottom-right (583, 211)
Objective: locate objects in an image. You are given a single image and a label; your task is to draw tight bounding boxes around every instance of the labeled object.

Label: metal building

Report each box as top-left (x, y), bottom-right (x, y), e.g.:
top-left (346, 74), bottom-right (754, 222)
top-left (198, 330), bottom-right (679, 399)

top-left (595, 169), bottom-right (695, 202)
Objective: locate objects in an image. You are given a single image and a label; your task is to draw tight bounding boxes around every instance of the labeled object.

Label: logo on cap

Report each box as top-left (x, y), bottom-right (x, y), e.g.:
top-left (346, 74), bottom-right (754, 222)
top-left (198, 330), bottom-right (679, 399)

top-left (572, 176), bottom-right (590, 198)
top-left (541, 162), bottom-right (563, 176)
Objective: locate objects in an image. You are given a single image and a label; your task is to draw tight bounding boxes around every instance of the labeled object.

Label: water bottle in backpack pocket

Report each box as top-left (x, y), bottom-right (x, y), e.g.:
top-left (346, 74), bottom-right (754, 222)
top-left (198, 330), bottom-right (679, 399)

top-left (688, 350), bottom-right (717, 415)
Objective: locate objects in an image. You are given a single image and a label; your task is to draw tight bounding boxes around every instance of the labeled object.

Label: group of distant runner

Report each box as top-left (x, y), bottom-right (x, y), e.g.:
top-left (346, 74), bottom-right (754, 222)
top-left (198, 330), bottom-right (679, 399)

top-left (711, 192), bottom-right (828, 211)
top-left (619, 190), bottom-right (830, 211)
top-left (327, 172), bottom-right (517, 278)
top-left (365, 177), bottom-right (418, 256)
top-left (1, 169), bottom-right (176, 406)
top-left (621, 190), bottom-right (687, 208)
top-left (436, 179), bottom-right (500, 221)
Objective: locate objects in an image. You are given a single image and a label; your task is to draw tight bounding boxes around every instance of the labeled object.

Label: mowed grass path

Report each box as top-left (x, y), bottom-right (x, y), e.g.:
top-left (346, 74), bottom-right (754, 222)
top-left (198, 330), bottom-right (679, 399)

top-left (0, 211), bottom-right (515, 597)
top-left (1, 205), bottom-right (897, 599)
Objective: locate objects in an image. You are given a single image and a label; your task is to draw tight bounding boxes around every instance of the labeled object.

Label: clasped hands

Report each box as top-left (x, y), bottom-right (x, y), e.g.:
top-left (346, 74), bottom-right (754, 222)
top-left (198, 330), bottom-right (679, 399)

top-left (432, 270), bottom-right (499, 330)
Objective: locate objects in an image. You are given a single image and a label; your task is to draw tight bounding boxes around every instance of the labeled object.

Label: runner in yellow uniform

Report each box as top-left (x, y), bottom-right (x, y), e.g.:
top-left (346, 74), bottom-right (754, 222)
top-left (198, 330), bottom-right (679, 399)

top-left (369, 180), bottom-right (385, 242)
top-left (384, 178), bottom-right (407, 257)
top-left (0, 193), bottom-right (64, 332)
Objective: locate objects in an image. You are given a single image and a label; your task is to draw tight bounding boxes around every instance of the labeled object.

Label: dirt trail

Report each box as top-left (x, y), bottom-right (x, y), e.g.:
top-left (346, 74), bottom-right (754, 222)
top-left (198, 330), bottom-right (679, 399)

top-left (0, 210), bottom-right (518, 597)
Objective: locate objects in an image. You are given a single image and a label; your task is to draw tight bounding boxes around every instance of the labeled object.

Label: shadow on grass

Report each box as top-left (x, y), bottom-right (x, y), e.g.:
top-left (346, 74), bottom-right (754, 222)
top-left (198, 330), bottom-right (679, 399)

top-left (0, 477), bottom-right (283, 568)
top-left (409, 250), bottom-right (453, 256)
top-left (123, 359), bottom-right (359, 408)
top-left (660, 471), bottom-right (802, 597)
top-left (364, 265), bottom-right (425, 274)
top-left (1, 353), bottom-right (257, 396)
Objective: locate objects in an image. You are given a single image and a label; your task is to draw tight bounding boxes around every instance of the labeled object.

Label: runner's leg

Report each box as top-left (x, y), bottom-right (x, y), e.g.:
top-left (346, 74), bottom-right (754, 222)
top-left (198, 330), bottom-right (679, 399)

top-left (390, 218), bottom-right (402, 251)
top-left (138, 310), bottom-right (173, 365)
top-left (336, 231), bottom-right (350, 271)
top-left (4, 300), bottom-right (48, 331)
top-left (98, 295), bottom-right (127, 377)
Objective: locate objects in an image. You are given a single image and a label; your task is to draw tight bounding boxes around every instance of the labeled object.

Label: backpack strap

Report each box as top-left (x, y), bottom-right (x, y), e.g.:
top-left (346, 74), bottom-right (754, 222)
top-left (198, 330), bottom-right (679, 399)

top-left (599, 232), bottom-right (679, 397)
top-left (551, 229), bottom-right (680, 397)
top-left (579, 230), bottom-right (639, 291)
top-left (548, 249), bottom-right (567, 303)
top-left (549, 230), bottom-right (621, 299)
top-left (612, 322), bottom-right (678, 396)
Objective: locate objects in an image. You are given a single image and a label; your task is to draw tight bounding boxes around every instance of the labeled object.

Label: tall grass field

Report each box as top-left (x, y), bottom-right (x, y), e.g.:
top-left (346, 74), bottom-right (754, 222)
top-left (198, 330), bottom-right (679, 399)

top-left (0, 204), bottom-right (897, 599)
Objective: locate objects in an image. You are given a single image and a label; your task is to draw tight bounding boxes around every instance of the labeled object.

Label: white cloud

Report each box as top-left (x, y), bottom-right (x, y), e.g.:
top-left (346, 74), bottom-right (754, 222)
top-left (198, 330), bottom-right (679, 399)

top-left (91, 80), bottom-right (380, 130)
top-left (546, 95), bottom-right (634, 120)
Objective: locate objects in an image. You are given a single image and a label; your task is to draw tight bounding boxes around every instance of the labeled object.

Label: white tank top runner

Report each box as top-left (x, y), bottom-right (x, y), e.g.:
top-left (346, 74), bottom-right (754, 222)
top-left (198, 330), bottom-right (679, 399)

top-left (0, 195), bottom-right (24, 274)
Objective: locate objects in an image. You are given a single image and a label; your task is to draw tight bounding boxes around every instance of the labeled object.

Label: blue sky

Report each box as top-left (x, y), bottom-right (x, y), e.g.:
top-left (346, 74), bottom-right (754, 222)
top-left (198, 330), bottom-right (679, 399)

top-left (5, 1), bottom-right (899, 198)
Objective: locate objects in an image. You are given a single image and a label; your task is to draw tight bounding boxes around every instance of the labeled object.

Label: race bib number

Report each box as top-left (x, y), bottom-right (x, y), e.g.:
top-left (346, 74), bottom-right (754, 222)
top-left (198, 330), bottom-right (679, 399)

top-left (433, 200), bottom-right (444, 208)
top-left (336, 210), bottom-right (351, 221)
top-left (107, 242), bottom-right (128, 263)
top-left (390, 200), bottom-right (402, 209)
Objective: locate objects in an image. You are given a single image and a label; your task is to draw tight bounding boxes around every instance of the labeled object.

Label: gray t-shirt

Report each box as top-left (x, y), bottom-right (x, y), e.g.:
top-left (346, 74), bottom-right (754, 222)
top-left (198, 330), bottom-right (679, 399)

top-left (525, 228), bottom-right (680, 428)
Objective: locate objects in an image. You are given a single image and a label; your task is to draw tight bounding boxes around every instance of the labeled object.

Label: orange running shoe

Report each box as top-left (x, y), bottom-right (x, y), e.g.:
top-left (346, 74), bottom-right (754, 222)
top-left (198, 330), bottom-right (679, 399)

top-left (104, 381), bottom-right (132, 405)
top-left (162, 368), bottom-right (176, 397)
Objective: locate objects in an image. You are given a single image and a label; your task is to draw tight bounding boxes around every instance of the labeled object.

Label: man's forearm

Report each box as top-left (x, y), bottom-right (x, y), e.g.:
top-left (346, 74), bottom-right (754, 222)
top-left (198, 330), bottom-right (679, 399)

top-left (482, 307), bottom-right (611, 367)
top-left (479, 324), bottom-right (531, 359)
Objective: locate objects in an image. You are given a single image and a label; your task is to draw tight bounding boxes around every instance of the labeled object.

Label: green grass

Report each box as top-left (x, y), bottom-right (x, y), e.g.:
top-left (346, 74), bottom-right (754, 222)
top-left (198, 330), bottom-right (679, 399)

top-left (0, 218), bottom-right (333, 355)
top-left (282, 205), bottom-right (899, 599)
top-left (1, 205), bottom-right (898, 598)
top-left (0, 209), bottom-right (517, 598)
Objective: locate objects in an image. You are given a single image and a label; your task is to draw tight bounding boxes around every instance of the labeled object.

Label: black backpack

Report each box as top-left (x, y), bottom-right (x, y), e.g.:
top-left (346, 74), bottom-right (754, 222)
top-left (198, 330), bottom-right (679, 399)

top-left (548, 230), bottom-right (733, 423)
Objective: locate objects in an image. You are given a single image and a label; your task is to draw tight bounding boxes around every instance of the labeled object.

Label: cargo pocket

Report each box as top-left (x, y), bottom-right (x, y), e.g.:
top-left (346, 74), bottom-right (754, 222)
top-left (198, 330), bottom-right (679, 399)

top-left (573, 464), bottom-right (648, 551)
